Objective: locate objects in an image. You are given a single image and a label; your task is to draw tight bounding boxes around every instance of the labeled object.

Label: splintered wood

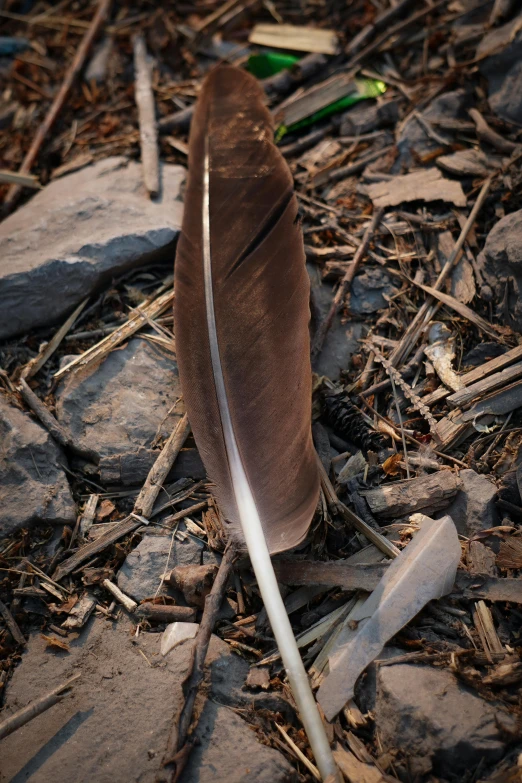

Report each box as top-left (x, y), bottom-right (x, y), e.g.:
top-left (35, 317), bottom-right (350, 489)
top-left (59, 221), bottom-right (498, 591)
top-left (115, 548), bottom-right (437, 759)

top-left (54, 287), bottom-right (174, 380)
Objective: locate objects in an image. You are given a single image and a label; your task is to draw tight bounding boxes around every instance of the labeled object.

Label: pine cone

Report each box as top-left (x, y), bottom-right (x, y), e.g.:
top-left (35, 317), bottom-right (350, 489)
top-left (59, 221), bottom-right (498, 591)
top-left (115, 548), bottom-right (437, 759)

top-left (322, 390), bottom-right (382, 451)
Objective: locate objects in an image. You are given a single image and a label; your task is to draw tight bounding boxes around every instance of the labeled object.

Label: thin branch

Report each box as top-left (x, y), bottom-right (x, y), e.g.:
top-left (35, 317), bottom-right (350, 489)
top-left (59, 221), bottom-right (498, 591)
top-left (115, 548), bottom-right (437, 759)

top-left (0, 673), bottom-right (81, 741)
top-left (389, 176), bottom-right (493, 368)
top-left (0, 598), bottom-right (26, 647)
top-left (312, 208), bottom-right (384, 362)
top-left (133, 34), bottom-right (159, 198)
top-left (2, 0), bottom-right (111, 214)
top-left (18, 378), bottom-right (100, 464)
top-left (158, 545), bottom-right (236, 783)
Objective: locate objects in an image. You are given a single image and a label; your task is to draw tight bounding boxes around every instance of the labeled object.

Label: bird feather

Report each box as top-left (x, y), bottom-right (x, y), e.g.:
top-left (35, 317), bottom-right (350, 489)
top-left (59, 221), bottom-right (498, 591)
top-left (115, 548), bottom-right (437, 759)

top-left (174, 65), bottom-right (336, 780)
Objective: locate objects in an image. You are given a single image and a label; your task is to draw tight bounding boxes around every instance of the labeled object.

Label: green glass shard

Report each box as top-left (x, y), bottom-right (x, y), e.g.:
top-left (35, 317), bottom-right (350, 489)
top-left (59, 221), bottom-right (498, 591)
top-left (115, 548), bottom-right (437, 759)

top-left (275, 78), bottom-right (387, 142)
top-left (248, 51), bottom-right (300, 79)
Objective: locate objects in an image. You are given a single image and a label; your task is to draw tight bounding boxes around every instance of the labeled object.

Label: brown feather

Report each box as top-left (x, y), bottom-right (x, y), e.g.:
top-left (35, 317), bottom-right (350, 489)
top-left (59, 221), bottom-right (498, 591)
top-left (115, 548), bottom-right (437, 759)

top-left (174, 66), bottom-right (319, 554)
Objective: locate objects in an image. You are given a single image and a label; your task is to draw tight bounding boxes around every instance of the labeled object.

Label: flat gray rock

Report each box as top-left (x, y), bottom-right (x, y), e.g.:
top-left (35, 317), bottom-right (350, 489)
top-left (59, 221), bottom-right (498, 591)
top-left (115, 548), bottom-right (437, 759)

top-left (183, 701), bottom-right (295, 783)
top-left (477, 15), bottom-right (522, 125)
top-left (309, 263), bottom-right (366, 380)
top-left (0, 396), bottom-right (76, 538)
top-left (117, 531), bottom-right (203, 602)
top-left (350, 268), bottom-right (398, 315)
top-left (440, 468), bottom-right (498, 537)
top-left (0, 618), bottom-right (293, 783)
top-left (477, 208), bottom-right (522, 330)
top-left (0, 157), bottom-right (185, 340)
top-left (376, 663), bottom-right (514, 776)
top-left (56, 338), bottom-right (182, 462)
top-left (395, 89), bottom-right (471, 171)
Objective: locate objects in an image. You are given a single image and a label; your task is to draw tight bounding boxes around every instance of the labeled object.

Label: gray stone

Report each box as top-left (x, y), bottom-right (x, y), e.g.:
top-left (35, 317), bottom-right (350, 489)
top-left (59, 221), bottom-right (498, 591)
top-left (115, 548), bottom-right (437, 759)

top-left (0, 396), bottom-right (76, 538)
top-left (477, 15), bottom-right (522, 125)
top-left (441, 469), bottom-right (498, 537)
top-left (340, 98), bottom-right (400, 137)
top-left (184, 701), bottom-right (295, 783)
top-left (0, 618), bottom-right (293, 783)
top-left (376, 663), bottom-right (514, 776)
top-left (477, 208), bottom-right (522, 330)
top-left (350, 268), bottom-right (398, 315)
top-left (0, 157), bottom-right (185, 340)
top-left (309, 263), bottom-right (366, 380)
top-left (117, 530), bottom-right (203, 602)
top-left (395, 90), bottom-right (472, 171)
top-left (56, 338), bottom-right (183, 462)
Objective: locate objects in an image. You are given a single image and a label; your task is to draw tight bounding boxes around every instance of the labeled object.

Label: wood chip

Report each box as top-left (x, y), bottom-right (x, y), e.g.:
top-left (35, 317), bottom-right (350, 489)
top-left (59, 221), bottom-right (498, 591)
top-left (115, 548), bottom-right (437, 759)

top-left (496, 538), bottom-right (522, 569)
top-left (367, 169), bottom-right (467, 208)
top-left (249, 24), bottom-right (338, 55)
top-left (448, 361), bottom-right (522, 409)
top-left (360, 471), bottom-right (461, 517)
top-left (245, 667), bottom-right (271, 690)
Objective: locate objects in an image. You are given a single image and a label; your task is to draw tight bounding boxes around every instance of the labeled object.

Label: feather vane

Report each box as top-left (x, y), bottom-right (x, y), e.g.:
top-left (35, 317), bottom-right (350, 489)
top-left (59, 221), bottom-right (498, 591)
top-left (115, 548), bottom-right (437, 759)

top-left (174, 66), bottom-right (336, 780)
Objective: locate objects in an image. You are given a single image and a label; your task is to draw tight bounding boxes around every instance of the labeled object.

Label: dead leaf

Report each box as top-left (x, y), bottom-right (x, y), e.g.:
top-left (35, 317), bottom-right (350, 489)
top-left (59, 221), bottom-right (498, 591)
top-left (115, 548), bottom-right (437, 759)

top-left (41, 634), bottom-right (70, 652)
top-left (96, 499), bottom-right (116, 521)
top-left (382, 453), bottom-right (402, 476)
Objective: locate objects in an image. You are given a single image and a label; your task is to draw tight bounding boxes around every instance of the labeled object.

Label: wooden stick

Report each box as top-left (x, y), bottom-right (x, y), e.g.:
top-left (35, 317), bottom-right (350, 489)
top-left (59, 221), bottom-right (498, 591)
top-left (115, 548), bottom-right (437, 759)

top-left (345, 0), bottom-right (414, 56)
top-left (135, 603), bottom-right (197, 623)
top-left (311, 209), bottom-right (383, 361)
top-left (389, 176), bottom-right (492, 368)
top-left (0, 170), bottom-right (41, 189)
top-left (53, 415), bottom-right (191, 581)
top-left (18, 378), bottom-right (100, 464)
top-left (102, 580), bottom-right (137, 613)
top-left (346, 0), bottom-right (447, 67)
top-left (317, 457), bottom-right (399, 560)
top-left (159, 545), bottom-right (236, 782)
top-left (469, 108), bottom-right (518, 155)
top-left (0, 673), bottom-right (80, 741)
top-left (0, 598), bottom-right (26, 647)
top-left (54, 289), bottom-right (174, 380)
top-left (133, 34), bottom-right (159, 198)
top-left (134, 415), bottom-right (191, 518)
top-left (2, 0), bottom-right (111, 214)
top-left (275, 723), bottom-right (321, 781)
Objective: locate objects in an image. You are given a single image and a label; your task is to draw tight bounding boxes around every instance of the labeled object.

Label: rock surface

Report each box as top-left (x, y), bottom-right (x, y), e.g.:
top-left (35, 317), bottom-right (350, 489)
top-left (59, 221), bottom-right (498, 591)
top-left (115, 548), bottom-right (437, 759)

top-left (56, 338), bottom-right (183, 464)
top-left (350, 268), bottom-right (398, 315)
top-left (477, 15), bottom-right (522, 125)
top-left (0, 157), bottom-right (185, 340)
top-left (0, 618), bottom-right (293, 783)
top-left (117, 530), bottom-right (203, 602)
top-left (477, 208), bottom-right (522, 330)
top-left (376, 663), bottom-right (514, 776)
top-left (309, 264), bottom-right (366, 379)
top-left (340, 98), bottom-right (399, 136)
top-left (441, 469), bottom-right (498, 537)
top-left (395, 90), bottom-right (471, 171)
top-left (0, 396), bottom-right (76, 537)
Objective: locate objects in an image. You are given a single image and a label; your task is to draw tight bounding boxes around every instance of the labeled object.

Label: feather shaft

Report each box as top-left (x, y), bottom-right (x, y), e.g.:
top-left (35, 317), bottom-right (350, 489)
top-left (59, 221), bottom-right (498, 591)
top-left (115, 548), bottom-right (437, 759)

top-left (201, 141), bottom-right (337, 781)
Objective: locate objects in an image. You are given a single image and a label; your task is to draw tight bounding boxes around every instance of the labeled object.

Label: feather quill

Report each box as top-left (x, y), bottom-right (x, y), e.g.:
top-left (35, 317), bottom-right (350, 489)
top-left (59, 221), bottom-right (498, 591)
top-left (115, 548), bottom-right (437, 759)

top-left (174, 66), bottom-right (337, 780)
